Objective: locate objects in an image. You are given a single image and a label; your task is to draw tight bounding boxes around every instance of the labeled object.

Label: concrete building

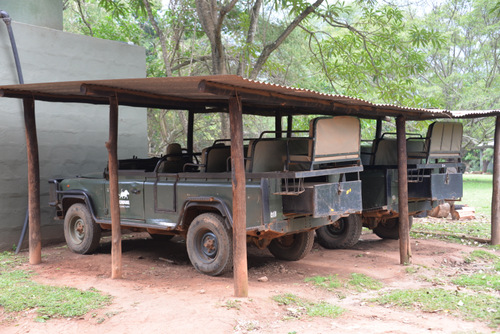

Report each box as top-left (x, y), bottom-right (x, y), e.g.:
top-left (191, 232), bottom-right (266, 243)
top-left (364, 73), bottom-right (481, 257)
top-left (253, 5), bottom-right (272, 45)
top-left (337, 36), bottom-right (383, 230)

top-left (0, 0), bottom-right (148, 250)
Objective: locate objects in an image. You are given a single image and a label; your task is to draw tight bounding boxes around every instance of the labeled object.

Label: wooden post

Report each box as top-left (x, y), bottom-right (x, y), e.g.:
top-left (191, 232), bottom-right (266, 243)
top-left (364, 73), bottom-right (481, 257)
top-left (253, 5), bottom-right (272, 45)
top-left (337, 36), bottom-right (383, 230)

top-left (396, 116), bottom-right (412, 264)
top-left (106, 96), bottom-right (122, 278)
top-left (23, 97), bottom-right (41, 265)
top-left (491, 116), bottom-right (500, 245)
top-left (228, 95), bottom-right (248, 297)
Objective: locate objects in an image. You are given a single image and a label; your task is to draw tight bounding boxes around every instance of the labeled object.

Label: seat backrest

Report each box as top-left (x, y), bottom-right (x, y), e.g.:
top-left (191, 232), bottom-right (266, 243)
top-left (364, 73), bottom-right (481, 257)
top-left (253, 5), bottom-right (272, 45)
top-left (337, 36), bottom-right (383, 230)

top-left (247, 138), bottom-right (288, 172)
top-left (204, 145), bottom-right (231, 172)
top-left (373, 139), bottom-right (398, 165)
top-left (161, 143), bottom-right (185, 173)
top-left (311, 116), bottom-right (360, 163)
top-left (427, 122), bottom-right (463, 160)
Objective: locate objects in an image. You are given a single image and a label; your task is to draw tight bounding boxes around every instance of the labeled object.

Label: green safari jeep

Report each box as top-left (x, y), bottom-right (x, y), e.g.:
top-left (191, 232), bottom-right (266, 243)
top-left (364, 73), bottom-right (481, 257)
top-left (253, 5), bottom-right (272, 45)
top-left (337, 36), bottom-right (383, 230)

top-left (49, 116), bottom-right (363, 276)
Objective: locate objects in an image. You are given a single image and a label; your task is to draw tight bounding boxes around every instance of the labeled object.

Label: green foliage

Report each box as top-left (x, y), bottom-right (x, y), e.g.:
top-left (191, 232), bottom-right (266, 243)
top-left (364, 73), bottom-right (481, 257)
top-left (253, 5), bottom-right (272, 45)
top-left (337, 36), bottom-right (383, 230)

top-left (271, 293), bottom-right (344, 319)
top-left (373, 288), bottom-right (500, 327)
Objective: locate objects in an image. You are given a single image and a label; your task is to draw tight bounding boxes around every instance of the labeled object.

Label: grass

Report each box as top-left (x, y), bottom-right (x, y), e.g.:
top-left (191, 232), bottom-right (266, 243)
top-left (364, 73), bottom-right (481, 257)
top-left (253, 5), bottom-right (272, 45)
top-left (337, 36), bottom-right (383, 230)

top-left (462, 174), bottom-right (493, 216)
top-left (305, 273), bottom-right (383, 292)
top-left (410, 175), bottom-right (495, 243)
top-left (373, 288), bottom-right (500, 327)
top-left (0, 251), bottom-right (111, 321)
top-left (271, 293), bottom-right (344, 319)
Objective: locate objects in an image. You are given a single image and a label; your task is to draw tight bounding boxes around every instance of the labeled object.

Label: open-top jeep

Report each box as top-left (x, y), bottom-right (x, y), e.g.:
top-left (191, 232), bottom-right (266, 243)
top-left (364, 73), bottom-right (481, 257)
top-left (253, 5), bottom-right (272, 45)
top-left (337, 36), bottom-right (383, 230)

top-left (315, 121), bottom-right (464, 249)
top-left (49, 116), bottom-right (363, 276)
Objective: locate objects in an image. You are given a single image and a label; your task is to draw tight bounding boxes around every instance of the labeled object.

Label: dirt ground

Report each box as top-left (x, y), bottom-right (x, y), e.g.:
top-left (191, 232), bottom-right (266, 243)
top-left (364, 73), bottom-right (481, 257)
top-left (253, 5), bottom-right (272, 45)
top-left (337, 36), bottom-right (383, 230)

top-left (1, 229), bottom-right (497, 334)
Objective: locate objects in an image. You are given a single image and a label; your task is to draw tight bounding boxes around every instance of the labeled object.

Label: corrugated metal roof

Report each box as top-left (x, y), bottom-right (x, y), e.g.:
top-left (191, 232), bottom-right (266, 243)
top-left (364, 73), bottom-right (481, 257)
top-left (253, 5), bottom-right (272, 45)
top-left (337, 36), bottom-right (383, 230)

top-left (0, 75), bottom-right (497, 120)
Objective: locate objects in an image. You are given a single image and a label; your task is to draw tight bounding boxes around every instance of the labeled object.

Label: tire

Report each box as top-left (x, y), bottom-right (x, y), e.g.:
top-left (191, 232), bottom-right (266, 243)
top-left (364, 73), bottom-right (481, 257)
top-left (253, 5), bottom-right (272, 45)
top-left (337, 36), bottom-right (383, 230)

top-left (186, 213), bottom-right (233, 276)
top-left (373, 216), bottom-right (413, 240)
top-left (64, 203), bottom-right (101, 254)
top-left (268, 231), bottom-right (315, 261)
top-left (316, 214), bottom-right (362, 249)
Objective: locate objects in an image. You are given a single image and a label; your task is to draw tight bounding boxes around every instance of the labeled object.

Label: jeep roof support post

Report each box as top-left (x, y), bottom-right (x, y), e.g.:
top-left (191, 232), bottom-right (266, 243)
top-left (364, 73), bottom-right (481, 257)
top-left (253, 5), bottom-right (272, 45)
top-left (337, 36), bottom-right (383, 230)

top-left (107, 95), bottom-right (122, 278)
top-left (23, 97), bottom-right (42, 265)
top-left (396, 116), bottom-right (412, 264)
top-left (491, 116), bottom-right (500, 245)
top-left (187, 110), bottom-right (195, 155)
top-left (229, 95), bottom-right (248, 297)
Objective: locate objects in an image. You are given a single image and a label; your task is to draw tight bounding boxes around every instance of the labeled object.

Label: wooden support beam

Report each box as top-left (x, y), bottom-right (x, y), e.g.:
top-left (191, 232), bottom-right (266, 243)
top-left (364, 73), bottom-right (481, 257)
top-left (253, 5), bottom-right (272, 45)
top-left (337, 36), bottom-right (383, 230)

top-left (491, 116), bottom-right (500, 245)
top-left (23, 97), bottom-right (41, 265)
top-left (229, 95), bottom-right (248, 297)
top-left (396, 116), bottom-right (412, 264)
top-left (106, 96), bottom-right (122, 279)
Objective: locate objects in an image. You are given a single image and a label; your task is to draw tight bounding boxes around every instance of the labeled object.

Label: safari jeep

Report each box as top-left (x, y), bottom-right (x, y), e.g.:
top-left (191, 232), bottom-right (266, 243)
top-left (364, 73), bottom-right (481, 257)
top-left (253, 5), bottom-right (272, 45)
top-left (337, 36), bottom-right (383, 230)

top-left (315, 121), bottom-right (464, 249)
top-left (49, 116), bottom-right (363, 276)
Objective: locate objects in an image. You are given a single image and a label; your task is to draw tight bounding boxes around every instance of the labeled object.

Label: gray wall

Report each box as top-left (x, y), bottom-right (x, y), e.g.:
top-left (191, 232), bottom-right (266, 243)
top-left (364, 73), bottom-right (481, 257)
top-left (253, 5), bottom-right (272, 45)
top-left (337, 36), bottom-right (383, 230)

top-left (0, 22), bottom-right (147, 251)
top-left (0, 0), bottom-right (63, 30)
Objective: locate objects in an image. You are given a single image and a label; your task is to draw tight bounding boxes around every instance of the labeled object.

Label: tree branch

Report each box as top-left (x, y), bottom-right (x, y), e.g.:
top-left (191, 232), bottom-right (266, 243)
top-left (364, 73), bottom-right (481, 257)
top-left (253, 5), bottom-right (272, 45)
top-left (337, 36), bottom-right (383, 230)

top-left (249, 0), bottom-right (324, 79)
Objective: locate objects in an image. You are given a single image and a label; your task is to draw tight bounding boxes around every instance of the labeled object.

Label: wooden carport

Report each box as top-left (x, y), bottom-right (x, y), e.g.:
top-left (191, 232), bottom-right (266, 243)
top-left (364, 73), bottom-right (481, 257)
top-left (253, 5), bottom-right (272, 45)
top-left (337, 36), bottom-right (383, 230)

top-left (0, 75), bottom-right (498, 297)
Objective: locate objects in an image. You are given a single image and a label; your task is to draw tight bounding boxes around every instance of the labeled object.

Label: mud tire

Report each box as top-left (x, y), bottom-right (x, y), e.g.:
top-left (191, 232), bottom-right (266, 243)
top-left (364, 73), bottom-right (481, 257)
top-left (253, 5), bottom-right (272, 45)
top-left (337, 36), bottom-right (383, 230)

top-left (64, 203), bottom-right (101, 254)
top-left (316, 214), bottom-right (363, 249)
top-left (268, 231), bottom-right (315, 261)
top-left (186, 213), bottom-right (233, 276)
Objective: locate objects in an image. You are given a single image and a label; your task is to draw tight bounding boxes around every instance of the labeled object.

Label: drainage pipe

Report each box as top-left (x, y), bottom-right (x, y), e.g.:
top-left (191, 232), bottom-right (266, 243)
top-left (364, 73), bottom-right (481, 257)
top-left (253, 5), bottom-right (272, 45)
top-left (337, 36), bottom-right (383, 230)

top-left (1, 10), bottom-right (28, 254)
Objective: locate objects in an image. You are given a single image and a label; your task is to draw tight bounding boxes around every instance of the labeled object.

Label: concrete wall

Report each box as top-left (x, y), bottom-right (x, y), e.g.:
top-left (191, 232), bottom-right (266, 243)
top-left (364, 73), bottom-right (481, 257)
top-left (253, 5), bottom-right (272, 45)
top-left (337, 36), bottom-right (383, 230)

top-left (0, 22), bottom-right (147, 251)
top-left (0, 0), bottom-right (63, 30)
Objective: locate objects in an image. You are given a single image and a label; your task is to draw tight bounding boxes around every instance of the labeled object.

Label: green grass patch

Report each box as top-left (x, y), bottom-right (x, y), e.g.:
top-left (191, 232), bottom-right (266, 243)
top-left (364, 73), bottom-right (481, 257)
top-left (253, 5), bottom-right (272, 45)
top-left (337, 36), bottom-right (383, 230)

top-left (463, 174), bottom-right (492, 216)
top-left (304, 275), bottom-right (342, 291)
top-left (452, 273), bottom-right (500, 291)
top-left (0, 251), bottom-right (111, 321)
top-left (271, 293), bottom-right (344, 319)
top-left (305, 273), bottom-right (383, 292)
top-left (373, 288), bottom-right (500, 327)
top-left (466, 249), bottom-right (499, 263)
top-left (412, 219), bottom-right (491, 240)
top-left (347, 273), bottom-right (383, 291)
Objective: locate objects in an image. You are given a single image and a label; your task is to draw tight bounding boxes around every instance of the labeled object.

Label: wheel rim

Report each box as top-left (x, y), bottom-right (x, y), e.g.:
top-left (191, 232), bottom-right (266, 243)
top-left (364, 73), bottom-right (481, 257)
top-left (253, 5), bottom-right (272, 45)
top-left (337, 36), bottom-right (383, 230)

top-left (325, 218), bottom-right (346, 237)
top-left (197, 230), bottom-right (218, 261)
top-left (68, 216), bottom-right (85, 245)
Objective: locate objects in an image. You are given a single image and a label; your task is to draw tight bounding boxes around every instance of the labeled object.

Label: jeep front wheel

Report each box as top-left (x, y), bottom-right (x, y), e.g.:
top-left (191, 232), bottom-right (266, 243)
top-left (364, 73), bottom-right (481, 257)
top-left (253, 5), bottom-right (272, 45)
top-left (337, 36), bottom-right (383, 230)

top-left (268, 231), bottom-right (315, 261)
top-left (316, 214), bottom-right (362, 249)
top-left (186, 213), bottom-right (233, 276)
top-left (64, 203), bottom-right (101, 254)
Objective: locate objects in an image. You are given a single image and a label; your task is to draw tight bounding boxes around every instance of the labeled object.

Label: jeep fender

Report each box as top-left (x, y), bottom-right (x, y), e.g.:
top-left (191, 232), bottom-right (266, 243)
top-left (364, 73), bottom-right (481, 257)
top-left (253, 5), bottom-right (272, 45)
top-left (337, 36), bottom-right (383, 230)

top-left (178, 197), bottom-right (233, 231)
top-left (60, 191), bottom-right (98, 221)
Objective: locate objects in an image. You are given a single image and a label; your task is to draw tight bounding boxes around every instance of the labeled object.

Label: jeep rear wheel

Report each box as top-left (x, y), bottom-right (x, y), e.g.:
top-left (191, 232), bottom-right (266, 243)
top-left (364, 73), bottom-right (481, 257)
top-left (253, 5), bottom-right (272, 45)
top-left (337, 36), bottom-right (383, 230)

top-left (64, 203), bottom-right (101, 254)
top-left (373, 216), bottom-right (413, 240)
top-left (186, 213), bottom-right (233, 276)
top-left (316, 214), bottom-right (363, 249)
top-left (268, 231), bottom-right (315, 261)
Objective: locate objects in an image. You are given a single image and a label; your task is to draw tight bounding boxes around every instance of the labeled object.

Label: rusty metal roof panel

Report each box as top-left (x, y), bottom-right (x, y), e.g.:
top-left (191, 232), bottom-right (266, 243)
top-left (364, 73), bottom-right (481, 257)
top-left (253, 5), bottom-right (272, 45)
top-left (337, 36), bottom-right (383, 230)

top-left (0, 75), bottom-right (497, 119)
